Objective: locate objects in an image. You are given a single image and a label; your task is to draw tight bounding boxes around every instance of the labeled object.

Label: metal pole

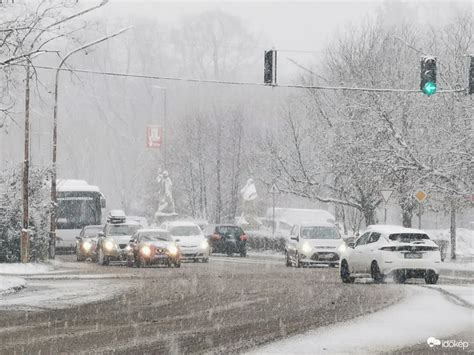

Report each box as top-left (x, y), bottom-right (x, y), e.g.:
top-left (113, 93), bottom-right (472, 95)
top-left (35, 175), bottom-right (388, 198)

top-left (163, 89), bottom-right (167, 170)
top-left (21, 65), bottom-right (31, 263)
top-left (384, 203), bottom-right (387, 224)
top-left (272, 191), bottom-right (275, 239)
top-left (418, 203), bottom-right (422, 229)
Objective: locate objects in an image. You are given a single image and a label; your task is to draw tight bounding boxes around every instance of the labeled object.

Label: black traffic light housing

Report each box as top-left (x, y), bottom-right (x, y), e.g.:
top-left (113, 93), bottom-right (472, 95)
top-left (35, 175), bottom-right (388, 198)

top-left (420, 56), bottom-right (437, 96)
top-left (264, 50), bottom-right (277, 85)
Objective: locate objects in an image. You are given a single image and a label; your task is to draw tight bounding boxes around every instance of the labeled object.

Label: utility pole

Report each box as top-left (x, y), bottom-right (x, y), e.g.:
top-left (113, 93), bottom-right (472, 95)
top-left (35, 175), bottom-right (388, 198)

top-left (269, 183), bottom-right (280, 238)
top-left (49, 27), bottom-right (132, 259)
top-left (21, 64), bottom-right (31, 263)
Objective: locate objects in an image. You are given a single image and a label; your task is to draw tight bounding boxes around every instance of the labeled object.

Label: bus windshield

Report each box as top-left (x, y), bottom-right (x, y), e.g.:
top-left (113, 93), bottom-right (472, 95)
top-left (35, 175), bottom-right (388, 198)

top-left (57, 195), bottom-right (101, 230)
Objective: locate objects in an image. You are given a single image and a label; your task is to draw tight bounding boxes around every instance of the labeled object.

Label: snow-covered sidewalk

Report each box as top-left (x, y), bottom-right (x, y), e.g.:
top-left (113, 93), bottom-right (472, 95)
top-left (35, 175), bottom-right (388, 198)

top-left (247, 285), bottom-right (473, 354)
top-left (0, 276), bottom-right (26, 295)
top-left (0, 262), bottom-right (54, 275)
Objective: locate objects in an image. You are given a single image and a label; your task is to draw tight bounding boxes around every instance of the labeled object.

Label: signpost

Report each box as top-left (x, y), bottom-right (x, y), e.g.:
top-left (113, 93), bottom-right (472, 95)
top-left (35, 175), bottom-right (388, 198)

top-left (269, 183), bottom-right (280, 238)
top-left (380, 189), bottom-right (394, 224)
top-left (146, 125), bottom-right (163, 148)
top-left (414, 190), bottom-right (427, 229)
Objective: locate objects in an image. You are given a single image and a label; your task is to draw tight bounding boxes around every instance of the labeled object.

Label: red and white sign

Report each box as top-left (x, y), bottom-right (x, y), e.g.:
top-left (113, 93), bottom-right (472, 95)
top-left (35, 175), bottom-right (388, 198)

top-left (146, 125), bottom-right (163, 148)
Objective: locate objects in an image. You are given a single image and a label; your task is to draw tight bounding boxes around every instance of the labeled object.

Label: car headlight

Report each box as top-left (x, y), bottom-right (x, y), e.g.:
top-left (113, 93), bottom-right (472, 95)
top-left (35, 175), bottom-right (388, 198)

top-left (167, 244), bottom-right (178, 255)
top-left (104, 240), bottom-right (114, 251)
top-left (302, 242), bottom-right (312, 254)
top-left (83, 241), bottom-right (92, 252)
top-left (200, 240), bottom-right (209, 250)
top-left (141, 245), bottom-right (151, 256)
top-left (338, 243), bottom-right (346, 254)
top-left (125, 245), bottom-right (132, 252)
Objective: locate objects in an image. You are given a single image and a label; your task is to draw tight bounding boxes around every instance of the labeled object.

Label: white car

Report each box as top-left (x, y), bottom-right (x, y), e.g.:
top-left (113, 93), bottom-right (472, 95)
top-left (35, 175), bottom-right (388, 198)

top-left (286, 222), bottom-right (344, 267)
top-left (339, 225), bottom-right (441, 284)
top-left (160, 221), bottom-right (210, 262)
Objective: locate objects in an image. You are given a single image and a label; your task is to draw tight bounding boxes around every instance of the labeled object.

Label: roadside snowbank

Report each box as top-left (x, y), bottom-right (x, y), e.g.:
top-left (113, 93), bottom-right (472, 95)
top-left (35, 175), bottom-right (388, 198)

top-left (0, 276), bottom-right (26, 295)
top-left (0, 263), bottom-right (53, 275)
top-left (427, 228), bottom-right (474, 258)
top-left (248, 286), bottom-right (473, 354)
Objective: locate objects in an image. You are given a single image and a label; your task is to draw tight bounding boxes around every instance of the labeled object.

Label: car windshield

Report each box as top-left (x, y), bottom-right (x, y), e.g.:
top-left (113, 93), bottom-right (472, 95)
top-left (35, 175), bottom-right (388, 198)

top-left (217, 226), bottom-right (243, 235)
top-left (169, 226), bottom-right (201, 236)
top-left (141, 232), bottom-right (171, 242)
top-left (106, 224), bottom-right (140, 236)
top-left (83, 227), bottom-right (102, 238)
top-left (301, 226), bottom-right (340, 239)
top-left (389, 233), bottom-right (429, 242)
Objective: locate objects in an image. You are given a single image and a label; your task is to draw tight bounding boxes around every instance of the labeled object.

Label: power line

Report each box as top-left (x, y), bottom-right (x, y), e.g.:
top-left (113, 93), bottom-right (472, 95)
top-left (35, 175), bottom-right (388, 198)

top-left (13, 63), bottom-right (466, 93)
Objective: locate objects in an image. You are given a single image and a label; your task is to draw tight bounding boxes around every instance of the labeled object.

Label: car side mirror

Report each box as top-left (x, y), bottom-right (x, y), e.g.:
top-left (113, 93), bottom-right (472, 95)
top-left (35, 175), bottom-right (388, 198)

top-left (75, 236), bottom-right (81, 240)
top-left (347, 242), bottom-right (355, 249)
top-left (175, 238), bottom-right (180, 243)
top-left (100, 198), bottom-right (106, 208)
top-left (290, 236), bottom-right (299, 241)
top-left (98, 232), bottom-right (104, 238)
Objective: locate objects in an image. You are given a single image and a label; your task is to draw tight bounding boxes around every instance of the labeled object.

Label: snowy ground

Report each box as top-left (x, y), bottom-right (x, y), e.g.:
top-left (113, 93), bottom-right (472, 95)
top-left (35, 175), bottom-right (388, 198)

top-left (248, 285), bottom-right (473, 355)
top-left (0, 261), bottom-right (134, 311)
top-left (0, 276), bottom-right (26, 295)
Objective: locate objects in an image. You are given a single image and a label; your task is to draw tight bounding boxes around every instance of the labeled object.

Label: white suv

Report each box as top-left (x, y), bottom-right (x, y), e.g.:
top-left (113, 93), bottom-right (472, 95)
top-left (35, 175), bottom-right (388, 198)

top-left (339, 225), bottom-right (441, 284)
top-left (160, 221), bottom-right (210, 262)
top-left (286, 222), bottom-right (344, 267)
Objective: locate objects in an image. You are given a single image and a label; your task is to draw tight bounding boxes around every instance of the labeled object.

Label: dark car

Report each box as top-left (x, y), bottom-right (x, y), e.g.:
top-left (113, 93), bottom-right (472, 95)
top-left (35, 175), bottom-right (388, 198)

top-left (75, 225), bottom-right (103, 262)
top-left (203, 224), bottom-right (248, 257)
top-left (127, 229), bottom-right (181, 268)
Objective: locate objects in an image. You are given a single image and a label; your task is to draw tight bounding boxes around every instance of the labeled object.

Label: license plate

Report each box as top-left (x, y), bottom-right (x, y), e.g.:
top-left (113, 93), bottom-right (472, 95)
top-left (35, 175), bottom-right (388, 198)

top-left (319, 254), bottom-right (332, 259)
top-left (405, 253), bottom-right (422, 259)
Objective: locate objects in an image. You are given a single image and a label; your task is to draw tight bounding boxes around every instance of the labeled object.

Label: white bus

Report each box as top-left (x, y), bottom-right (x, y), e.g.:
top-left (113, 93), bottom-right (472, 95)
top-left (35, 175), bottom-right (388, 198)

top-left (56, 179), bottom-right (106, 252)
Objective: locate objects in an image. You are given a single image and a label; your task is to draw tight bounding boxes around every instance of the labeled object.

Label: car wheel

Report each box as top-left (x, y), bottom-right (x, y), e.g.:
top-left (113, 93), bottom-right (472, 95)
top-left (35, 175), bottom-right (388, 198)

top-left (425, 270), bottom-right (439, 285)
top-left (98, 248), bottom-right (106, 266)
top-left (295, 252), bottom-right (302, 268)
top-left (285, 252), bottom-right (291, 267)
top-left (393, 270), bottom-right (407, 284)
top-left (371, 261), bottom-right (385, 283)
top-left (126, 259), bottom-right (134, 268)
top-left (340, 260), bottom-right (355, 283)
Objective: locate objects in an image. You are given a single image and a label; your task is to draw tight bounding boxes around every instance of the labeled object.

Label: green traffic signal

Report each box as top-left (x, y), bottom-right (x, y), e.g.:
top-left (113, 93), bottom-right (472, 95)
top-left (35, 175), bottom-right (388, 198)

top-left (422, 81), bottom-right (437, 96)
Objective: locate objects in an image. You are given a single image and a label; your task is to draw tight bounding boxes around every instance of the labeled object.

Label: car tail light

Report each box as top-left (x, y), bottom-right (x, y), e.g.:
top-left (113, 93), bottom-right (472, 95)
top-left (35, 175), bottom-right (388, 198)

top-left (240, 234), bottom-right (248, 241)
top-left (380, 246), bottom-right (397, 251)
top-left (212, 234), bottom-right (221, 241)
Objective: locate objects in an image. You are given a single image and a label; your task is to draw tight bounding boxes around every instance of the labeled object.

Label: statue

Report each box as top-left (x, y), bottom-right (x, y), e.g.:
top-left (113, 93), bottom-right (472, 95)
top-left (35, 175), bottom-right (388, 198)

top-left (238, 178), bottom-right (259, 227)
top-left (156, 170), bottom-right (175, 216)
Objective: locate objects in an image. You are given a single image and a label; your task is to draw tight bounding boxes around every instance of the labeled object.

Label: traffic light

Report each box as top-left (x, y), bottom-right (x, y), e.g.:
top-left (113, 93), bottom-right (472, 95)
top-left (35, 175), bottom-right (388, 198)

top-left (469, 56), bottom-right (474, 95)
top-left (264, 50), bottom-right (277, 85)
top-left (420, 56), bottom-right (437, 96)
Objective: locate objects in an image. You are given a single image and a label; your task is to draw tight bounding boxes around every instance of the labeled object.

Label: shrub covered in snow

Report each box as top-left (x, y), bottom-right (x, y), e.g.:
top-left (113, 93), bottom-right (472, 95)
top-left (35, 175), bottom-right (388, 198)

top-left (0, 167), bottom-right (51, 262)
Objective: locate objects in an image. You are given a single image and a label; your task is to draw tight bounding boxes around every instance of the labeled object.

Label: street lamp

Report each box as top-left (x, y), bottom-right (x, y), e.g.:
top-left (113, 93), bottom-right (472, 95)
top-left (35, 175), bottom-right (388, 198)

top-left (49, 27), bottom-right (132, 259)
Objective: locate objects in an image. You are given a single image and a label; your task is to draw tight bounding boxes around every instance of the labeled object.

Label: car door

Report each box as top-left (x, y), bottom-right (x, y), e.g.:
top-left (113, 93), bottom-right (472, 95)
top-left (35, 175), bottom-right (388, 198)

top-left (357, 232), bottom-right (381, 273)
top-left (351, 232), bottom-right (371, 273)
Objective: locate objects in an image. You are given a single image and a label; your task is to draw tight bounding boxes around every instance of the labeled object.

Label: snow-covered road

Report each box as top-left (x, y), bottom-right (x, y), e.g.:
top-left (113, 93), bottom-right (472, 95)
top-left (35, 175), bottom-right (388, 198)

top-left (248, 285), bottom-right (473, 354)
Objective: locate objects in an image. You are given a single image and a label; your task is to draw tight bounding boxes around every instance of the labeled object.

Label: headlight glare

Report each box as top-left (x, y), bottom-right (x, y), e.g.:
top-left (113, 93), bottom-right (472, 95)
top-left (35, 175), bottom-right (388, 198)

top-left (168, 244), bottom-right (178, 255)
top-left (338, 243), bottom-right (346, 254)
top-left (104, 240), bottom-right (114, 251)
top-left (141, 245), bottom-right (151, 256)
top-left (302, 242), bottom-right (312, 254)
top-left (83, 241), bottom-right (92, 252)
top-left (200, 240), bottom-right (209, 250)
